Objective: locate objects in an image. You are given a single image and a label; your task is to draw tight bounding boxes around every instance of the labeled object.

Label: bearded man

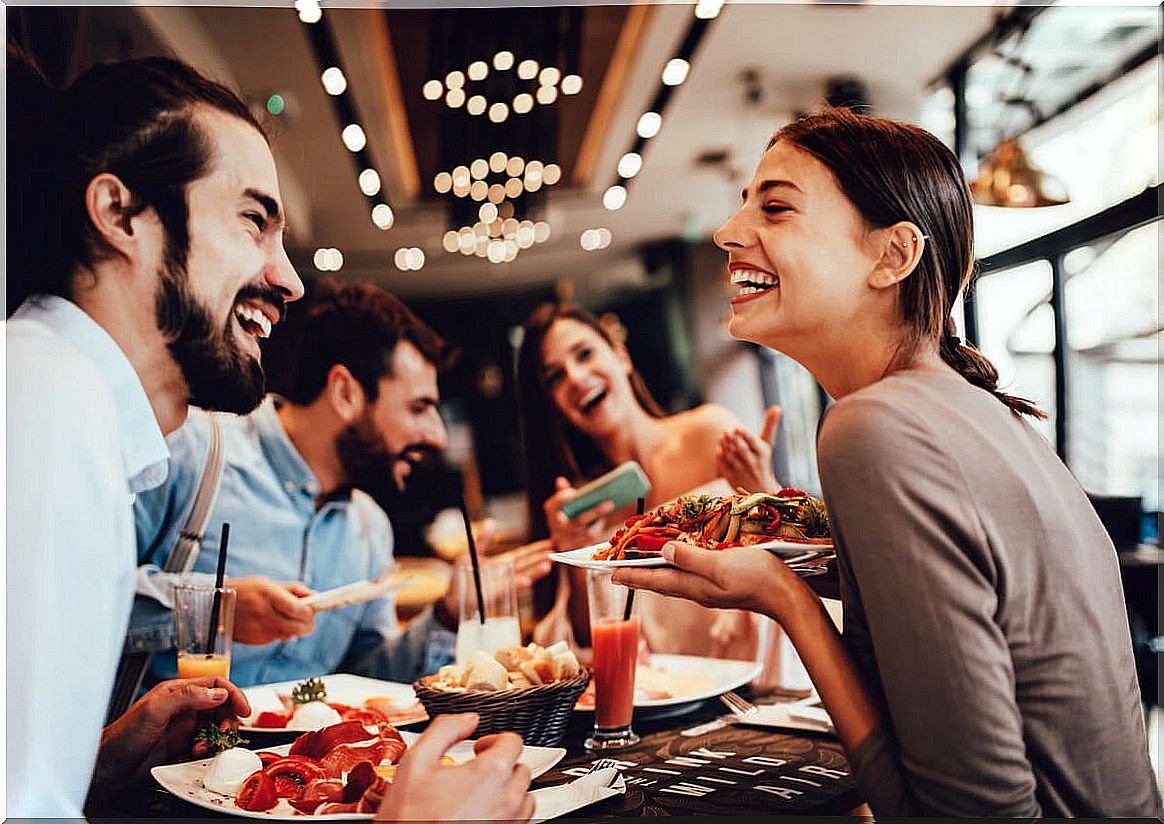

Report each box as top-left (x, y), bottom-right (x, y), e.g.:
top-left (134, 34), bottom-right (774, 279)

top-left (132, 280), bottom-right (553, 690)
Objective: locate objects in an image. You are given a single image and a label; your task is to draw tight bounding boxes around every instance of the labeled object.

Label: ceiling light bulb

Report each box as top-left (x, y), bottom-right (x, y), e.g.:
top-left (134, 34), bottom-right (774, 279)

top-left (538, 66), bottom-right (560, 87)
top-left (561, 75), bottom-right (583, 95)
top-left (524, 177), bottom-right (543, 193)
top-left (408, 248), bottom-right (425, 270)
top-left (596, 228), bottom-right (613, 248)
top-left (513, 93), bottom-right (533, 114)
top-left (458, 230), bottom-right (476, 255)
top-left (637, 111), bottom-right (662, 138)
top-left (524, 160), bottom-right (544, 181)
top-left (533, 221), bottom-right (551, 243)
top-left (445, 87), bottom-right (465, 108)
top-left (493, 50), bottom-right (514, 71)
top-left (504, 178), bottom-right (523, 199)
top-left (603, 185), bottom-right (627, 210)
top-left (445, 70), bottom-right (465, 89)
top-left (342, 124), bottom-right (367, 152)
top-left (371, 203), bottom-right (394, 229)
top-left (295, 0), bottom-right (322, 24)
top-left (394, 248), bottom-right (410, 270)
top-left (433, 171), bottom-right (452, 193)
top-left (488, 102), bottom-right (509, 123)
top-left (470, 158), bottom-right (489, 179)
top-left (498, 201), bottom-right (515, 219)
top-left (502, 218), bottom-right (519, 237)
top-left (543, 163), bottom-right (561, 185)
top-left (452, 181), bottom-right (470, 198)
top-left (489, 152), bottom-right (508, 173)
top-left (662, 58), bottom-right (690, 86)
top-left (452, 165), bottom-right (471, 187)
top-left (536, 85), bottom-right (558, 106)
top-left (506, 156), bottom-right (525, 177)
top-left (358, 168), bottom-right (381, 196)
top-left (442, 231), bottom-right (460, 253)
top-left (466, 95), bottom-right (487, 116)
top-left (478, 202), bottom-right (498, 223)
top-left (467, 60), bottom-right (489, 81)
top-left (313, 248), bottom-right (330, 270)
top-left (694, 0), bottom-right (725, 19)
top-left (470, 180), bottom-right (488, 201)
top-left (580, 229), bottom-right (598, 251)
top-left (422, 79), bottom-right (443, 100)
top-left (504, 239), bottom-right (518, 261)
top-left (328, 248), bottom-right (344, 270)
top-left (617, 152), bottom-right (642, 179)
top-left (487, 183), bottom-right (506, 203)
top-left (516, 224), bottom-right (534, 248)
top-left (487, 240), bottom-right (505, 263)
top-left (321, 67), bottom-right (347, 96)
top-left (517, 59), bottom-right (539, 80)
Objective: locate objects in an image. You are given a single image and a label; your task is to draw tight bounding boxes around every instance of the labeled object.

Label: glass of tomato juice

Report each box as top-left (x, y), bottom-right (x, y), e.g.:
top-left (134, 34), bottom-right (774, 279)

top-left (584, 567), bottom-right (640, 750)
top-left (173, 584), bottom-right (235, 679)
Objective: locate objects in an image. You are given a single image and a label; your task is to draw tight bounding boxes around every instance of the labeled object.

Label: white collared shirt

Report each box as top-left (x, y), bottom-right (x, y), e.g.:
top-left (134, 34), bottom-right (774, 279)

top-left (5, 294), bottom-right (169, 818)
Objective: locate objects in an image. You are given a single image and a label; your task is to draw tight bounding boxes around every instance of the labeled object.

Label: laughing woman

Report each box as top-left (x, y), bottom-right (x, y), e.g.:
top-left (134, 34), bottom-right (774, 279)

top-left (614, 108), bottom-right (1161, 817)
top-left (516, 303), bottom-right (780, 659)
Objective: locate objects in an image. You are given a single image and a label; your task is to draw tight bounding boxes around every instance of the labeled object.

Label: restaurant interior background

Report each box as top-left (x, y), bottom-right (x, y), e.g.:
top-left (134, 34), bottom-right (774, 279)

top-left (9, 0), bottom-right (1160, 763)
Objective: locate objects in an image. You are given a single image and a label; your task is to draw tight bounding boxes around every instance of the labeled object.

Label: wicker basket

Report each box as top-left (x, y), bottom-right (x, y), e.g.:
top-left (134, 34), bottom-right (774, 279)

top-left (412, 668), bottom-right (591, 747)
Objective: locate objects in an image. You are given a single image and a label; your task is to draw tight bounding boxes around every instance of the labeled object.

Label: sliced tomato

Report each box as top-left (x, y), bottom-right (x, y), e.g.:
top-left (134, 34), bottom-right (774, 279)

top-left (339, 706), bottom-right (390, 727)
top-left (236, 770), bottom-right (278, 812)
top-left (264, 756), bottom-right (329, 798)
top-left (255, 751), bottom-right (283, 768)
top-left (254, 711), bottom-right (290, 729)
top-left (632, 534), bottom-right (672, 551)
top-left (776, 488), bottom-right (808, 498)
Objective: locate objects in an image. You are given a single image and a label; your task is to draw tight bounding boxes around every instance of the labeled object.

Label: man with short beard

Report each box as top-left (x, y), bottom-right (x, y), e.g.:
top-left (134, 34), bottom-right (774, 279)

top-left (133, 280), bottom-right (554, 690)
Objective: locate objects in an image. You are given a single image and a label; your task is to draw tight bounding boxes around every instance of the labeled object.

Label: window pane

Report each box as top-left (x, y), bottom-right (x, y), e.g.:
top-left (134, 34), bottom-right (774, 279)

top-left (973, 260), bottom-right (1057, 445)
top-left (1065, 220), bottom-right (1161, 507)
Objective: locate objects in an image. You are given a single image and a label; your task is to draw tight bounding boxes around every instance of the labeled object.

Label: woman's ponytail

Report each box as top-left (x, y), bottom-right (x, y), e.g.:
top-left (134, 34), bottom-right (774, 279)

top-left (938, 317), bottom-right (1047, 420)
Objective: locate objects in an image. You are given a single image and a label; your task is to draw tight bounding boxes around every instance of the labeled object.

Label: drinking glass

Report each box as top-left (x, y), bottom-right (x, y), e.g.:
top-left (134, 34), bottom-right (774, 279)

top-left (454, 558), bottom-right (521, 665)
top-left (584, 567), bottom-right (640, 750)
top-left (172, 584), bottom-right (235, 679)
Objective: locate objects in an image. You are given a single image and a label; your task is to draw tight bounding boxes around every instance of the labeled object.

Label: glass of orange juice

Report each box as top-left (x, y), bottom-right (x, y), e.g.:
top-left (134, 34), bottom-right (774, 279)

top-left (173, 584), bottom-right (235, 679)
top-left (584, 567), bottom-right (640, 750)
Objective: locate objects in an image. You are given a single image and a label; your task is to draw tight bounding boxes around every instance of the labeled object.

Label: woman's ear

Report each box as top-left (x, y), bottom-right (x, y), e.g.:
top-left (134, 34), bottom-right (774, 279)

top-left (613, 340), bottom-right (633, 373)
top-left (868, 222), bottom-right (926, 290)
top-left (325, 364), bottom-right (367, 423)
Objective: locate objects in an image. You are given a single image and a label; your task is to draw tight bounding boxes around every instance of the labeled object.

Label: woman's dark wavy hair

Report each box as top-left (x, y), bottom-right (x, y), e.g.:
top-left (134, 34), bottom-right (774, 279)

top-left (772, 107), bottom-right (1045, 419)
top-left (515, 302), bottom-right (665, 544)
top-left (6, 42), bottom-right (263, 315)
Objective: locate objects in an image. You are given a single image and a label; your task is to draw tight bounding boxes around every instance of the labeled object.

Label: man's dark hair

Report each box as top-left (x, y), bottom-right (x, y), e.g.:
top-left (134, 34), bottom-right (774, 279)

top-left (285, 280), bottom-right (456, 405)
top-left (7, 44), bottom-right (264, 315)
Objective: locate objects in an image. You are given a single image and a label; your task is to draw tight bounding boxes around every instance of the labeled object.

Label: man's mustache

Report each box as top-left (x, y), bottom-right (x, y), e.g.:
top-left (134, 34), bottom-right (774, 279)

top-left (397, 444), bottom-right (441, 466)
top-left (235, 283), bottom-right (287, 324)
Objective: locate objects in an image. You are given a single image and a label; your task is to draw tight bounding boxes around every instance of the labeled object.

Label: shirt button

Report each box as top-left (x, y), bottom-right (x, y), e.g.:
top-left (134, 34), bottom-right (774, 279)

top-left (284, 480), bottom-right (296, 493)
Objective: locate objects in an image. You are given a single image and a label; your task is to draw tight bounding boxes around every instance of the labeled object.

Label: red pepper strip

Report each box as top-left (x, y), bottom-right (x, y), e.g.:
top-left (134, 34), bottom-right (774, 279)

top-left (631, 534), bottom-right (673, 551)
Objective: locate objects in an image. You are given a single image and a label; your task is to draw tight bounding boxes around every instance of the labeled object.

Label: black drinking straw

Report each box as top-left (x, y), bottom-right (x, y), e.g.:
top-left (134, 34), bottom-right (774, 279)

top-left (623, 498), bottom-right (646, 620)
top-left (457, 478), bottom-right (487, 626)
top-left (206, 522), bottom-right (230, 656)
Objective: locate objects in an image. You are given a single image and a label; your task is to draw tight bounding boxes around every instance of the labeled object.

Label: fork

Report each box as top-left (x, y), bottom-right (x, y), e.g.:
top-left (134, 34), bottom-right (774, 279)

top-left (720, 690), bottom-right (759, 720)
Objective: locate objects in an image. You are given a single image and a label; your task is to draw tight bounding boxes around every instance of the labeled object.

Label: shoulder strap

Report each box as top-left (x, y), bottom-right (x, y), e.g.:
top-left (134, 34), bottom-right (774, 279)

top-left (165, 410), bottom-right (225, 574)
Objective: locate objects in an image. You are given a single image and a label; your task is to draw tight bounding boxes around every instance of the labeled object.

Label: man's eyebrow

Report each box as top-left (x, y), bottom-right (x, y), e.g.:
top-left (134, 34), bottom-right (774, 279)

top-left (243, 188), bottom-right (285, 228)
top-left (415, 395), bottom-right (439, 408)
top-left (741, 179), bottom-right (804, 201)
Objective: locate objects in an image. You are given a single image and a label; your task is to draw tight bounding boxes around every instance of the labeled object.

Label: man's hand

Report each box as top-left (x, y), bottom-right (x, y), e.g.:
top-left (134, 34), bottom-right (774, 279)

top-left (375, 713), bottom-right (533, 823)
top-left (227, 575), bottom-right (316, 645)
top-left (717, 405), bottom-right (782, 493)
top-left (90, 678), bottom-right (251, 801)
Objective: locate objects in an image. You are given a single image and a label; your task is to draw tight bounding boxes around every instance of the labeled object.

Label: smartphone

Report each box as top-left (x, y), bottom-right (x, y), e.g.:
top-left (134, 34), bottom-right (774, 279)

top-left (560, 461), bottom-right (652, 521)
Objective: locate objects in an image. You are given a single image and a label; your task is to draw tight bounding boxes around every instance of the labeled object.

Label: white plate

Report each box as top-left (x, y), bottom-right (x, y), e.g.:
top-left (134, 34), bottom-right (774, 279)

top-left (239, 674), bottom-right (426, 733)
top-left (150, 731), bottom-right (566, 820)
top-left (549, 541), bottom-right (834, 570)
top-left (575, 653), bottom-right (763, 715)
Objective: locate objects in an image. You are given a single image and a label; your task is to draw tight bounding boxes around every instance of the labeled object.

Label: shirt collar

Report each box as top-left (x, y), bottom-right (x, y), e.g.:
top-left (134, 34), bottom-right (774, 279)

top-left (253, 395), bottom-right (324, 499)
top-left (12, 294), bottom-right (169, 493)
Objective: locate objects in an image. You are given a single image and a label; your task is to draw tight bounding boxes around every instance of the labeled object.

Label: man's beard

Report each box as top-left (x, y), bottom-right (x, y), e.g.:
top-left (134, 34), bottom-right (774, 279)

top-left (335, 410), bottom-right (437, 495)
top-left (154, 262), bottom-right (269, 415)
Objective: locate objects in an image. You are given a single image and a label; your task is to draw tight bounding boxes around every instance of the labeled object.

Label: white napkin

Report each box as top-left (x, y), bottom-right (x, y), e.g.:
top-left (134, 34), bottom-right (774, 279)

top-left (530, 767), bottom-right (626, 822)
top-left (301, 572), bottom-right (416, 611)
top-left (737, 700), bottom-right (836, 734)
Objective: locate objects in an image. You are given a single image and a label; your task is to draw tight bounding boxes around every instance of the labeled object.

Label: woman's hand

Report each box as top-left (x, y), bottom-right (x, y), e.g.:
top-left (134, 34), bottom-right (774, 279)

top-left (543, 476), bottom-right (617, 551)
top-left (717, 405), bottom-right (782, 493)
top-left (612, 540), bottom-right (812, 625)
top-left (375, 713), bottom-right (533, 823)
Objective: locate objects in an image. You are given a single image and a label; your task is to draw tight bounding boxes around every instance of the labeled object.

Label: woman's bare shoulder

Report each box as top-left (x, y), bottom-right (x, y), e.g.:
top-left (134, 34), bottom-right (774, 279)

top-left (675, 403), bottom-right (740, 435)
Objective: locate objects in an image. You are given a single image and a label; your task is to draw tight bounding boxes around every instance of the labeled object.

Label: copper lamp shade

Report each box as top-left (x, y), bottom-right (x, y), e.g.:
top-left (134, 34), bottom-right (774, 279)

top-left (970, 138), bottom-right (1070, 207)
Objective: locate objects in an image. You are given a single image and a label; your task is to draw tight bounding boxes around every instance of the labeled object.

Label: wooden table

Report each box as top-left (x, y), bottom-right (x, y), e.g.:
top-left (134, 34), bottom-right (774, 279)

top-left (97, 684), bottom-right (861, 819)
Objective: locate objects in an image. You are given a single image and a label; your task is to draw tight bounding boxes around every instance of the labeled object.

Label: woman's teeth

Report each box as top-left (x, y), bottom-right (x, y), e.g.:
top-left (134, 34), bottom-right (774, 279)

top-left (233, 303), bottom-right (272, 339)
top-left (730, 269), bottom-right (779, 296)
top-left (579, 388), bottom-right (607, 415)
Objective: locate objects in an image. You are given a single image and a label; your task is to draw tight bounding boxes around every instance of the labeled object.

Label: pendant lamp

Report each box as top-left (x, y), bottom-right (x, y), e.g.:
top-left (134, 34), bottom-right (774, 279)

top-left (970, 137), bottom-right (1069, 207)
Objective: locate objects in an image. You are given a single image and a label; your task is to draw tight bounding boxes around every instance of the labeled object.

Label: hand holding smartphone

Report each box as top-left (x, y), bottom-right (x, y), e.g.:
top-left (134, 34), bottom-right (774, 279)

top-left (560, 461), bottom-right (652, 521)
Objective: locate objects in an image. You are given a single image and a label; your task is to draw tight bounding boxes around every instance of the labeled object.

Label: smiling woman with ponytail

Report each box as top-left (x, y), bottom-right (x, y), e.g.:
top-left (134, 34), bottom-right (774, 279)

top-left (614, 107), bottom-right (1160, 817)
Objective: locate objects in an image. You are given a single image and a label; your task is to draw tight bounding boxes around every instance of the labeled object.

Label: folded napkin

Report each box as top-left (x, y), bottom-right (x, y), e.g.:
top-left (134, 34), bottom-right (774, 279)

top-left (530, 767), bottom-right (626, 822)
top-left (301, 572), bottom-right (416, 611)
top-left (738, 701), bottom-right (836, 734)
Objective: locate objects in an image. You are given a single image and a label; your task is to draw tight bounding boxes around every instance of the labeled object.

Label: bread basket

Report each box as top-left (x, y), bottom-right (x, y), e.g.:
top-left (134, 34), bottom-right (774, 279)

top-left (412, 668), bottom-right (591, 747)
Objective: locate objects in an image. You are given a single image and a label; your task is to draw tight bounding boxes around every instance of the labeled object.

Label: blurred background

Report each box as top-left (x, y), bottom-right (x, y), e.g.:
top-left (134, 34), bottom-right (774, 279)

top-left (7, 0), bottom-right (1160, 709)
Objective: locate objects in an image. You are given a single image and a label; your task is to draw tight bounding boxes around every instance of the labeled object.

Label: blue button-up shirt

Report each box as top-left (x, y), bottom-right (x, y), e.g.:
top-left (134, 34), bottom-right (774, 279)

top-left (133, 396), bottom-right (453, 687)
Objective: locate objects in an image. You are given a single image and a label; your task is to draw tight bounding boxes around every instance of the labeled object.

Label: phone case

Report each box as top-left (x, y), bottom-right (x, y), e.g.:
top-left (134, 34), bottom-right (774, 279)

top-left (560, 461), bottom-right (652, 520)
